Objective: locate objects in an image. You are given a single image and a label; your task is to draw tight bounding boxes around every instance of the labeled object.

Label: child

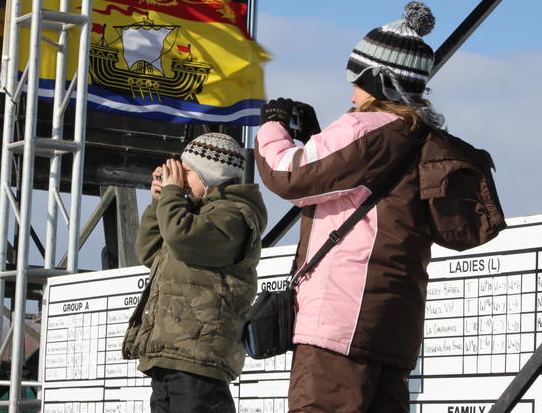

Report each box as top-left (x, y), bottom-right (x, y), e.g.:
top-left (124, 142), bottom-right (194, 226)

top-left (123, 133), bottom-right (267, 413)
top-left (255, 2), bottom-right (445, 412)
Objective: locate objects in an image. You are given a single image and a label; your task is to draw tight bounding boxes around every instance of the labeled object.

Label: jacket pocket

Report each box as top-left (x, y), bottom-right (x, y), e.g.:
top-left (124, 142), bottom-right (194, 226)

top-left (150, 295), bottom-right (206, 352)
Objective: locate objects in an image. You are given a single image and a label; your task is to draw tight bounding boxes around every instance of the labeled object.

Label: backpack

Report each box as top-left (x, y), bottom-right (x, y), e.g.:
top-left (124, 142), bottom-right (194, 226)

top-left (418, 129), bottom-right (507, 251)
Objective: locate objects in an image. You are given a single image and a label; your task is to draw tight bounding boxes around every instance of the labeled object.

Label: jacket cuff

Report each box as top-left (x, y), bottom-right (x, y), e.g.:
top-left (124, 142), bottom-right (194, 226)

top-left (158, 185), bottom-right (192, 210)
top-left (259, 121), bottom-right (292, 139)
top-left (161, 184), bottom-right (188, 198)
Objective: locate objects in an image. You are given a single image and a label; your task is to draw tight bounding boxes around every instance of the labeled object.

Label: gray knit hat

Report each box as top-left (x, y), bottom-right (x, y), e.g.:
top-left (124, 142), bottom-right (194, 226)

top-left (346, 2), bottom-right (436, 100)
top-left (181, 133), bottom-right (245, 193)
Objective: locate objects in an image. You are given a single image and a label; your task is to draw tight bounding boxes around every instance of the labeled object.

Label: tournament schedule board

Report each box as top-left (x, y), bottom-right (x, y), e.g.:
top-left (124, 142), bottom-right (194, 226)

top-left (41, 266), bottom-right (153, 413)
top-left (41, 215), bottom-right (542, 413)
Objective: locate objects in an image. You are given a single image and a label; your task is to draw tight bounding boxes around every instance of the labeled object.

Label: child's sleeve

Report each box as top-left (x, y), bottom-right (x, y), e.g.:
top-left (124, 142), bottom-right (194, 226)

top-left (255, 114), bottom-right (412, 207)
top-left (136, 199), bottom-right (164, 268)
top-left (156, 185), bottom-right (249, 267)
top-left (254, 115), bottom-right (372, 206)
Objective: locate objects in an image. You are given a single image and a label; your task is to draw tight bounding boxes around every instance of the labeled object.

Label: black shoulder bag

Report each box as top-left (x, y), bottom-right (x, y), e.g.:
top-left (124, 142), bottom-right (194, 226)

top-left (240, 140), bottom-right (422, 359)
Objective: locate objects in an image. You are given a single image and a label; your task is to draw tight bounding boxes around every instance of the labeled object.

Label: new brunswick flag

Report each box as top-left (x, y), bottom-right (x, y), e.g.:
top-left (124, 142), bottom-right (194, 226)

top-left (13, 0), bottom-right (270, 125)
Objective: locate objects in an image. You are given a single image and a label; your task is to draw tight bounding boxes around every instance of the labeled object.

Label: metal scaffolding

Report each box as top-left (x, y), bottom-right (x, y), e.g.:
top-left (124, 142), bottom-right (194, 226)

top-left (0, 0), bottom-right (92, 410)
top-left (0, 0), bottom-right (254, 409)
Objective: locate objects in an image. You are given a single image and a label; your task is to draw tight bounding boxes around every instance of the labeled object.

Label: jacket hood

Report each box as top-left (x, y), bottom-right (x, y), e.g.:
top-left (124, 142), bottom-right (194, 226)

top-left (419, 129), bottom-right (496, 200)
top-left (421, 129), bottom-right (495, 168)
top-left (204, 183), bottom-right (268, 235)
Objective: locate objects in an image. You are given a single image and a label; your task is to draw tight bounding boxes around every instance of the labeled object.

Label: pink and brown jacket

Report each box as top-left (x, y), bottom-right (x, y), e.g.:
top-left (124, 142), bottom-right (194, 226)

top-left (255, 112), bottom-right (433, 370)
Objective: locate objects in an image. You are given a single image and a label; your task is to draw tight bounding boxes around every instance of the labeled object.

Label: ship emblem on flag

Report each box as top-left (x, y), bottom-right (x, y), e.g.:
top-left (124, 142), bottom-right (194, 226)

top-left (10, 0), bottom-right (271, 125)
top-left (90, 15), bottom-right (213, 103)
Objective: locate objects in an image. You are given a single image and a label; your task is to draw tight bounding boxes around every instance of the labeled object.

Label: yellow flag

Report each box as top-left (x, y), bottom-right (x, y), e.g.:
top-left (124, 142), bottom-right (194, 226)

top-left (14, 0), bottom-right (270, 124)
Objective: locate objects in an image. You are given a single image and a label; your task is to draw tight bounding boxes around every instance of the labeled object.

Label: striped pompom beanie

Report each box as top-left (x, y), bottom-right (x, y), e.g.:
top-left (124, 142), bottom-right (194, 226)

top-left (346, 2), bottom-right (436, 100)
top-left (181, 133), bottom-right (245, 194)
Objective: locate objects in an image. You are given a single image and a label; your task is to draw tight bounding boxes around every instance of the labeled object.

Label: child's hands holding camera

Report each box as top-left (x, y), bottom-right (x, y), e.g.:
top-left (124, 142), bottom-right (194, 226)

top-left (161, 159), bottom-right (185, 188)
top-left (151, 166), bottom-right (163, 200)
top-left (151, 159), bottom-right (185, 200)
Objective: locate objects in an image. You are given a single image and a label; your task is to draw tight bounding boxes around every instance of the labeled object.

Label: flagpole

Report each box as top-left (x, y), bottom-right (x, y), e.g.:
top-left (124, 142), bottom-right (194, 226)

top-left (242, 0), bottom-right (257, 184)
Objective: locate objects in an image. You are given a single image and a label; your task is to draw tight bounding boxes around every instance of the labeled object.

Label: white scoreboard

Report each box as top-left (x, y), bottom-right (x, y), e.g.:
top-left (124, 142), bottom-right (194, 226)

top-left (41, 214), bottom-right (542, 413)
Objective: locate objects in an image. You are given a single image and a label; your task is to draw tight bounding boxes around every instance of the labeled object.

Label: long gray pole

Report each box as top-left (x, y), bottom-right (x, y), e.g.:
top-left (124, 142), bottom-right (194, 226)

top-left (45, 0), bottom-right (72, 269)
top-left (9, 0), bottom-right (44, 410)
top-left (242, 0), bottom-right (258, 184)
top-left (66, 0), bottom-right (92, 273)
top-left (0, 0), bottom-right (23, 342)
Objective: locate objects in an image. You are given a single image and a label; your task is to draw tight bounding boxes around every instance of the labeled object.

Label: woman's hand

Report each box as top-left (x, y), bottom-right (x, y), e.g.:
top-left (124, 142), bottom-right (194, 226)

top-left (162, 158), bottom-right (185, 188)
top-left (150, 166), bottom-right (163, 200)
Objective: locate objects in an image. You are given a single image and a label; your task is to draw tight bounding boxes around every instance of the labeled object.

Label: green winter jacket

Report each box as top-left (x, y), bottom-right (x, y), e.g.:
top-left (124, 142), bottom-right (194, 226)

top-left (122, 183), bottom-right (267, 382)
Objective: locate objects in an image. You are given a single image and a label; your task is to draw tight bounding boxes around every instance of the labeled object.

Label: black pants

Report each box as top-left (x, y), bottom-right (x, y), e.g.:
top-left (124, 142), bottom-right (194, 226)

top-left (149, 367), bottom-right (236, 413)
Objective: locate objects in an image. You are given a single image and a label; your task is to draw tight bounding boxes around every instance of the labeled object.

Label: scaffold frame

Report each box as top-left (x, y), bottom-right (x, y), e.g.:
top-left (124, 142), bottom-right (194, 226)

top-left (0, 0), bottom-right (92, 410)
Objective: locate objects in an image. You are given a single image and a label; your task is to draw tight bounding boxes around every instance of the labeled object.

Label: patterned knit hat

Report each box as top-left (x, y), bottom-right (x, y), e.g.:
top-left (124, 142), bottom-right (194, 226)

top-left (181, 133), bottom-right (245, 193)
top-left (346, 2), bottom-right (436, 100)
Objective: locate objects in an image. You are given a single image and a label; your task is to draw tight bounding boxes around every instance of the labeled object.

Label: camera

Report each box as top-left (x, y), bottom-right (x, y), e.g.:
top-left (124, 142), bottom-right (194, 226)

top-left (289, 104), bottom-right (303, 132)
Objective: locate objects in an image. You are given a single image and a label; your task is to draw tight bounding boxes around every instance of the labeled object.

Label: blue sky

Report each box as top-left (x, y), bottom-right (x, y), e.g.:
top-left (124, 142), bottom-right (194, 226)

top-left (258, 0), bottom-right (542, 56)
top-left (253, 0), bottom-right (542, 245)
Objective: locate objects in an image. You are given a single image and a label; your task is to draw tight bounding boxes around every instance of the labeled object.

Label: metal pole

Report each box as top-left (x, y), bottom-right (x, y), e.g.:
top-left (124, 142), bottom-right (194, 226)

top-left (58, 186), bottom-right (115, 269)
top-left (242, 0), bottom-right (257, 184)
top-left (0, 293), bottom-right (4, 351)
top-left (431, 0), bottom-right (504, 77)
top-left (243, 141), bottom-right (255, 184)
top-left (262, 206), bottom-right (302, 248)
top-left (9, 0), bottom-right (44, 409)
top-left (45, 0), bottom-right (71, 269)
top-left (37, 288), bottom-right (49, 413)
top-left (0, 323), bottom-right (13, 360)
top-left (0, 381), bottom-right (41, 388)
top-left (0, 0), bottom-right (23, 340)
top-left (66, 0), bottom-right (91, 273)
top-left (115, 187), bottom-right (140, 268)
top-left (488, 343), bottom-right (542, 412)
top-left (0, 399), bottom-right (41, 411)
top-left (246, 0), bottom-right (257, 36)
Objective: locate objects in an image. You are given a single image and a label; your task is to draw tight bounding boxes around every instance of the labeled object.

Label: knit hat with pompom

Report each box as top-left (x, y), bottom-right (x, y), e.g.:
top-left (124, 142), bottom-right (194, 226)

top-left (346, 2), bottom-right (436, 100)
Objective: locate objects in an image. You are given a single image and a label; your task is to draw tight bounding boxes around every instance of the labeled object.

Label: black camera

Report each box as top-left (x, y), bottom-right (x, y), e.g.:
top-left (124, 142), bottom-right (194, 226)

top-left (289, 104), bottom-right (303, 132)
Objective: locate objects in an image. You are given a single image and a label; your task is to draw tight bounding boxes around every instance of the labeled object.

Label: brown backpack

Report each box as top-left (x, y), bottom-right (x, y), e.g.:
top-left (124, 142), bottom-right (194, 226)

top-left (418, 129), bottom-right (507, 251)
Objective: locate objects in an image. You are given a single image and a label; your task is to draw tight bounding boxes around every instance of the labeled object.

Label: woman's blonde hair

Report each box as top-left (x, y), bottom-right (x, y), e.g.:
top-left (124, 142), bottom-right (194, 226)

top-left (356, 96), bottom-right (431, 132)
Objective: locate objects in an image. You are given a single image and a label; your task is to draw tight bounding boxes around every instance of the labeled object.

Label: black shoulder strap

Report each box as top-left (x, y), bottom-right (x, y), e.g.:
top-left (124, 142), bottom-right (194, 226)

top-left (290, 139), bottom-right (423, 287)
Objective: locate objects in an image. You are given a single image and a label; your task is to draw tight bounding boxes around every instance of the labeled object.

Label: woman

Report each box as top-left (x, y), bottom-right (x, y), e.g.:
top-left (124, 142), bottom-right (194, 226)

top-left (255, 2), bottom-right (444, 412)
